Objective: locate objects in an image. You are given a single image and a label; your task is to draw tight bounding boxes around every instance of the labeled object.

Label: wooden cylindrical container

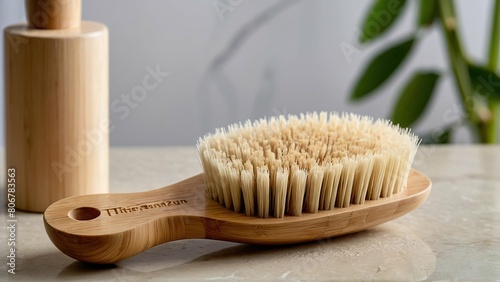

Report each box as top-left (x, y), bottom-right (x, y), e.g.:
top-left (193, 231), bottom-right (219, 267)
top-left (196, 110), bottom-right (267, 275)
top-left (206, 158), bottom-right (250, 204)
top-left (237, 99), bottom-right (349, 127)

top-left (4, 0), bottom-right (109, 212)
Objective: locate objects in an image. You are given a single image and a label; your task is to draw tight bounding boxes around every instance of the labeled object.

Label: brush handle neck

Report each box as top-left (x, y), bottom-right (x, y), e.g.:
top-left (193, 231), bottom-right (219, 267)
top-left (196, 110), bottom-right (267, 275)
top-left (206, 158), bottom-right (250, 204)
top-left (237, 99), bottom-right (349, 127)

top-left (26, 0), bottom-right (81, 29)
top-left (44, 174), bottom-right (209, 264)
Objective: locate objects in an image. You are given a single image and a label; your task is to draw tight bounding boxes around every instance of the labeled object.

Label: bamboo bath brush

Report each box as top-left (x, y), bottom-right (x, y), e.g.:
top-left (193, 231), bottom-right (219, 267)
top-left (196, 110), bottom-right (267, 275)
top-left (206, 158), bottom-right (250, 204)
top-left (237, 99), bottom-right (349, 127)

top-left (44, 112), bottom-right (431, 264)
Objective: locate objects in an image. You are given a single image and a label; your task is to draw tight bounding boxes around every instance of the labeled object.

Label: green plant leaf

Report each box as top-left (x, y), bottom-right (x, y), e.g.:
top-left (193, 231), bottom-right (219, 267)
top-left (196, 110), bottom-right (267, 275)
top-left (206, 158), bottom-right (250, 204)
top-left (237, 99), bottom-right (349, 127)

top-left (468, 64), bottom-right (500, 101)
top-left (418, 0), bottom-right (437, 27)
top-left (359, 0), bottom-right (407, 43)
top-left (420, 126), bottom-right (453, 144)
top-left (391, 71), bottom-right (440, 128)
top-left (351, 37), bottom-right (415, 101)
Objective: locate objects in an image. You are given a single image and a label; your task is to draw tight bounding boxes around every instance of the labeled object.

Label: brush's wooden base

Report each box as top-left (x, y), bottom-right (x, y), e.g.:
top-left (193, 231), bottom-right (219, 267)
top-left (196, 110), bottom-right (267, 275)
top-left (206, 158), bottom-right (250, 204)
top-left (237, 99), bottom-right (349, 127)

top-left (5, 22), bottom-right (109, 212)
top-left (44, 170), bottom-right (431, 264)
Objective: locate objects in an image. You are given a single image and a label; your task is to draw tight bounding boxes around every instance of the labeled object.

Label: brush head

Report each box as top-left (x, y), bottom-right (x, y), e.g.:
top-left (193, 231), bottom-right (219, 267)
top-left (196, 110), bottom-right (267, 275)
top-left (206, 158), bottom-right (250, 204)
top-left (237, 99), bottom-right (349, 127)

top-left (197, 112), bottom-right (420, 218)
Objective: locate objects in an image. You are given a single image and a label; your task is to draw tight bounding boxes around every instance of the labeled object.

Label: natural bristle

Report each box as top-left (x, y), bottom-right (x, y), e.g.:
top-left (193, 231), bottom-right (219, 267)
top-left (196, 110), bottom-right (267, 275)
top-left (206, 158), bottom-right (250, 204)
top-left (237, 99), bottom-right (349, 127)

top-left (197, 112), bottom-right (420, 218)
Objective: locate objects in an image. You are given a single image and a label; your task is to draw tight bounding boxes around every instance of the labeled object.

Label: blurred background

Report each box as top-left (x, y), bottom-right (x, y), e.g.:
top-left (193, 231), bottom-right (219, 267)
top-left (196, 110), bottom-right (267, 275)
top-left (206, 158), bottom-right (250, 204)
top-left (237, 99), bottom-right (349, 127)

top-left (1, 0), bottom-right (497, 145)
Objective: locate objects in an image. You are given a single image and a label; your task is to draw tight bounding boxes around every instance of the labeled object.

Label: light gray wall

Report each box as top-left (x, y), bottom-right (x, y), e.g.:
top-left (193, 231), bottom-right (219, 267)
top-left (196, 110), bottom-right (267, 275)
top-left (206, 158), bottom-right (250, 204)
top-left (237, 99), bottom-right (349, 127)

top-left (1, 1), bottom-right (25, 146)
top-left (1, 0), bottom-right (497, 145)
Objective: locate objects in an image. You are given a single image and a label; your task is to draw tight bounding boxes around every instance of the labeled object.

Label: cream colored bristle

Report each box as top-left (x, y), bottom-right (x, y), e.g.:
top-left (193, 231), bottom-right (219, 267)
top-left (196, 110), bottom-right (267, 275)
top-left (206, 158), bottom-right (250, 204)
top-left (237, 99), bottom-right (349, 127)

top-left (241, 169), bottom-right (255, 216)
top-left (367, 155), bottom-right (386, 201)
top-left (288, 169), bottom-right (307, 216)
top-left (304, 166), bottom-right (323, 213)
top-left (319, 163), bottom-right (342, 210)
top-left (256, 167), bottom-right (270, 218)
top-left (197, 112), bottom-right (420, 218)
top-left (228, 167), bottom-right (242, 212)
top-left (273, 168), bottom-right (288, 218)
top-left (352, 157), bottom-right (373, 205)
top-left (337, 159), bottom-right (356, 208)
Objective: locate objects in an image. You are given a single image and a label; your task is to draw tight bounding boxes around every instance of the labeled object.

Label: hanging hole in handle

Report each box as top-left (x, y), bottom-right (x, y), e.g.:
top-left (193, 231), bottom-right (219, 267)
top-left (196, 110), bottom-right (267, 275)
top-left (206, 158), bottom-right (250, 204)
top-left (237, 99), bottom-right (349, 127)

top-left (68, 207), bottom-right (101, 220)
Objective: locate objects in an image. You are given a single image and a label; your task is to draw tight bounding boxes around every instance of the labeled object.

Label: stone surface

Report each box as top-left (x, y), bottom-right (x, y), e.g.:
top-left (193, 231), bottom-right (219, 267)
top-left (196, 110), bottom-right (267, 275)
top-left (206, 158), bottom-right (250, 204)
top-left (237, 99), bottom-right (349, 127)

top-left (0, 145), bottom-right (499, 281)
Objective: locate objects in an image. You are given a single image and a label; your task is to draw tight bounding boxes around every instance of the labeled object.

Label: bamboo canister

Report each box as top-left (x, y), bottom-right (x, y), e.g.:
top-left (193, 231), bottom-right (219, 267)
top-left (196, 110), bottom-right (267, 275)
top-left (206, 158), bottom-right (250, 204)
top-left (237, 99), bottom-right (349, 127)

top-left (5, 0), bottom-right (109, 212)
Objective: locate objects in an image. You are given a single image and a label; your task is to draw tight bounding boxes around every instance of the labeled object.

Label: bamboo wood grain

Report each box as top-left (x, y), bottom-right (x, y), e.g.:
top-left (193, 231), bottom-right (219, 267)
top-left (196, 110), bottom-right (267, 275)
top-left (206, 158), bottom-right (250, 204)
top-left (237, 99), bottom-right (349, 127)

top-left (26, 0), bottom-right (82, 29)
top-left (44, 169), bottom-right (431, 264)
top-left (5, 22), bottom-right (109, 212)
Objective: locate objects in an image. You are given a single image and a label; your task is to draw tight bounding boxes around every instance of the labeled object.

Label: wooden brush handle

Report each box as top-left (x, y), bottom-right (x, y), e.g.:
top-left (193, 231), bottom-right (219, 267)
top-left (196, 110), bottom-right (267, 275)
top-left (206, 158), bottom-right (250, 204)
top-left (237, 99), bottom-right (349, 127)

top-left (44, 170), bottom-right (431, 264)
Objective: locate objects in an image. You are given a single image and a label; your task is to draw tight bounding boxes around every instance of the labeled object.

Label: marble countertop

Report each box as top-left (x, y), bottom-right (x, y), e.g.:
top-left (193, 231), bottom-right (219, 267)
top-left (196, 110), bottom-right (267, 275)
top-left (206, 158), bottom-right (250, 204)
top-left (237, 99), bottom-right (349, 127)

top-left (1, 145), bottom-right (499, 281)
